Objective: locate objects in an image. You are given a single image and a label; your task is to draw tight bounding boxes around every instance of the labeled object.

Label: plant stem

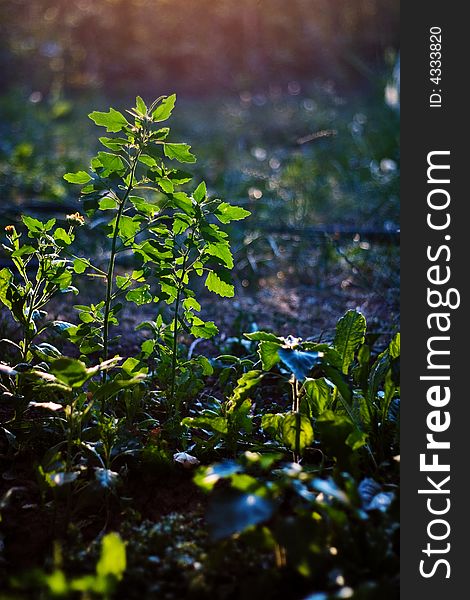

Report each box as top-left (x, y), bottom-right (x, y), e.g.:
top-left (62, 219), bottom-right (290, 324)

top-left (22, 277), bottom-right (42, 361)
top-left (292, 377), bottom-right (301, 463)
top-left (169, 285), bottom-right (181, 411)
top-left (168, 228), bottom-right (194, 413)
top-left (102, 151), bottom-right (141, 373)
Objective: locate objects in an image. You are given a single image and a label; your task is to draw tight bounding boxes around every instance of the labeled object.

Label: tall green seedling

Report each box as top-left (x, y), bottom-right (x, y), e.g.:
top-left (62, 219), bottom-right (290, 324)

top-left (64, 95), bottom-right (250, 416)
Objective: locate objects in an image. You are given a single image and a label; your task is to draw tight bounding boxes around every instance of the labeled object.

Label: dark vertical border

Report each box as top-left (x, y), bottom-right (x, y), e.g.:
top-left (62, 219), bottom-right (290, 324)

top-left (401, 3), bottom-right (467, 597)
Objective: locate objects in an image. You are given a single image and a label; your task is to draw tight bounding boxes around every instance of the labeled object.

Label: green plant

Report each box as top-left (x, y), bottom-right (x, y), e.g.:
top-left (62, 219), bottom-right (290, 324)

top-left (183, 369), bottom-right (263, 456)
top-left (63, 95), bottom-right (250, 418)
top-left (0, 216), bottom-right (82, 364)
top-left (40, 532), bottom-right (126, 599)
top-left (183, 310), bottom-right (400, 468)
top-left (249, 310), bottom-right (400, 467)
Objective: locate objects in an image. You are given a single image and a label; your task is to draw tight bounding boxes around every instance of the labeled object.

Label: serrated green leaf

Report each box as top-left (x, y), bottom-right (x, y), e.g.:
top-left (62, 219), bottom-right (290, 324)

top-left (303, 377), bottom-right (332, 417)
top-left (190, 320), bottom-right (218, 339)
top-left (89, 108), bottom-right (128, 133)
top-left (10, 245), bottom-right (35, 258)
top-left (214, 202), bottom-right (251, 224)
top-left (54, 228), bottom-right (72, 246)
top-left (204, 241), bottom-right (234, 269)
top-left (152, 94), bottom-right (176, 122)
top-left (0, 268), bottom-right (13, 309)
top-left (244, 331), bottom-right (283, 343)
top-left (258, 341), bottom-right (281, 370)
top-left (183, 297), bottom-right (201, 312)
top-left (96, 152), bottom-right (124, 175)
top-left (114, 215), bottom-right (141, 244)
top-left (125, 285), bottom-right (153, 306)
top-left (73, 258), bottom-right (89, 274)
top-left (281, 412), bottom-right (314, 453)
top-left (334, 310), bottom-right (367, 374)
top-left (99, 197), bottom-right (118, 210)
top-left (164, 143), bottom-right (196, 163)
top-left (138, 154), bottom-right (157, 167)
top-left (158, 177), bottom-right (174, 194)
top-left (154, 127), bottom-right (170, 141)
top-left (193, 181), bottom-right (207, 202)
top-left (182, 416), bottom-right (228, 435)
top-left (22, 215), bottom-right (50, 234)
top-left (63, 171), bottom-right (91, 184)
top-left (261, 413), bottom-right (284, 438)
top-left (99, 136), bottom-right (128, 151)
top-left (196, 356), bottom-right (214, 376)
top-left (170, 192), bottom-right (194, 214)
top-left (135, 95), bottom-right (147, 116)
top-left (205, 270), bottom-right (234, 297)
top-left (129, 196), bottom-right (159, 217)
top-left (346, 429), bottom-right (368, 451)
top-left (230, 370), bottom-right (263, 404)
top-left (389, 333), bottom-right (400, 360)
top-left (50, 358), bottom-right (95, 388)
top-left (121, 356), bottom-right (148, 376)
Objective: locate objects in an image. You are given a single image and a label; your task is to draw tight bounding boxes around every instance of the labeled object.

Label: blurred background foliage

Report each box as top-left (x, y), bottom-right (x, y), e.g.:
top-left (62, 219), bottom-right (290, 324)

top-left (0, 0), bottom-right (398, 95)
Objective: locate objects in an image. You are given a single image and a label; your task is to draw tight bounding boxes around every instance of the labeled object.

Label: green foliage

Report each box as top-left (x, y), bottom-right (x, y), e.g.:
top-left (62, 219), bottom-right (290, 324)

top-left (42, 533), bottom-right (126, 598)
top-left (0, 218), bottom-right (81, 364)
top-left (334, 309), bottom-right (367, 374)
top-left (63, 94), bottom-right (249, 415)
top-left (242, 310), bottom-right (400, 466)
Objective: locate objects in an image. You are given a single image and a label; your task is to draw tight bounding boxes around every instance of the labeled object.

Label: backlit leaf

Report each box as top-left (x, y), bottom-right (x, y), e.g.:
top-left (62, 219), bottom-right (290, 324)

top-left (258, 341), bottom-right (281, 370)
top-left (207, 489), bottom-right (275, 540)
top-left (164, 143), bottom-right (196, 163)
top-left (214, 202), bottom-right (251, 224)
top-left (205, 270), bottom-right (234, 297)
top-left (334, 310), bottom-right (366, 374)
top-left (152, 94), bottom-right (176, 122)
top-left (96, 533), bottom-right (126, 581)
top-left (89, 108), bottom-right (128, 133)
top-left (63, 171), bottom-right (91, 184)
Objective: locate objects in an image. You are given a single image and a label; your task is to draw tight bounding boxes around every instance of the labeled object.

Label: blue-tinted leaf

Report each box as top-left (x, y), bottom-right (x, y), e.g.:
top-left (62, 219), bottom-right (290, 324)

top-left (358, 478), bottom-right (394, 512)
top-left (95, 467), bottom-right (119, 489)
top-left (278, 348), bottom-right (322, 380)
top-left (207, 489), bottom-right (275, 539)
top-left (311, 478), bottom-right (350, 505)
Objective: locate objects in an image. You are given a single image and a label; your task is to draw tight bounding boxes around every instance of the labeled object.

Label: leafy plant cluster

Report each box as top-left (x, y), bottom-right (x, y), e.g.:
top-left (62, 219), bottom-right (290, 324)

top-left (0, 96), bottom-right (399, 599)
